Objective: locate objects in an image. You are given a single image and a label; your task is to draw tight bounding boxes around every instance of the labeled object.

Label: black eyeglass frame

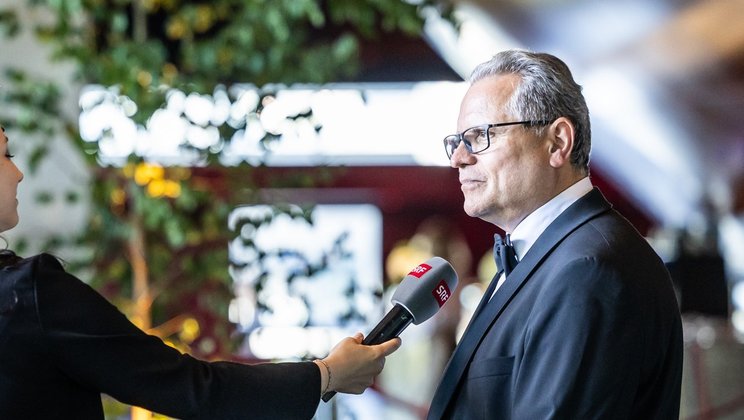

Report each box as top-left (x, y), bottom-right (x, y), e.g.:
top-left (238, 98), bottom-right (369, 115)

top-left (443, 120), bottom-right (551, 159)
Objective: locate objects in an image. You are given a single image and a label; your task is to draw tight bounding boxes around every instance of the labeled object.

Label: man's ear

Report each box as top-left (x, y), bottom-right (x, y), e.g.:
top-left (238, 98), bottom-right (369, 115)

top-left (547, 117), bottom-right (575, 168)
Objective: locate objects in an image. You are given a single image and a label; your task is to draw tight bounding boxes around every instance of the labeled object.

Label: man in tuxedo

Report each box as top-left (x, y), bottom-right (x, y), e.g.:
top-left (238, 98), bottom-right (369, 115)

top-left (428, 50), bottom-right (683, 419)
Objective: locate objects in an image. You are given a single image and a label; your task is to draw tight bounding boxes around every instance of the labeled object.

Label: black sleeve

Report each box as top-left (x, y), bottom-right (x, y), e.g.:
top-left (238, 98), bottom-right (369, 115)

top-left (33, 253), bottom-right (320, 420)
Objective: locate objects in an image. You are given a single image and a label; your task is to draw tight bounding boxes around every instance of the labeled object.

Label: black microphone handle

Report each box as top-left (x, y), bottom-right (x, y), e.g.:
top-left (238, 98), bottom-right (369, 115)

top-left (362, 304), bottom-right (413, 345)
top-left (321, 304), bottom-right (413, 402)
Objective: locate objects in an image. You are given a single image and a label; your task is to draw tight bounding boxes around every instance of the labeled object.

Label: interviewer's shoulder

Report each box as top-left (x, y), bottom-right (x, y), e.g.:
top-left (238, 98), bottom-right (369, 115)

top-left (19, 253), bottom-right (66, 275)
top-left (34, 253), bottom-right (64, 267)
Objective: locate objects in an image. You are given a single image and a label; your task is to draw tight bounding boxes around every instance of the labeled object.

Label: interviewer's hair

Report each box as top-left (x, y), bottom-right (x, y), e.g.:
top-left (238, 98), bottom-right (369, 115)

top-left (470, 50), bottom-right (591, 174)
top-left (0, 249), bottom-right (21, 268)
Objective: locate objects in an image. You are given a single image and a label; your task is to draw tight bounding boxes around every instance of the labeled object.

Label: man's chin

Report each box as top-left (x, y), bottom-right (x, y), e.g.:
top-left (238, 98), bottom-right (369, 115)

top-left (463, 203), bottom-right (485, 219)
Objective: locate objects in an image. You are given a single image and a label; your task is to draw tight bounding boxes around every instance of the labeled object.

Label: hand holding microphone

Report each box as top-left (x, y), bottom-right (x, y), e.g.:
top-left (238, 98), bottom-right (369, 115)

top-left (321, 257), bottom-right (459, 402)
top-left (316, 331), bottom-right (400, 397)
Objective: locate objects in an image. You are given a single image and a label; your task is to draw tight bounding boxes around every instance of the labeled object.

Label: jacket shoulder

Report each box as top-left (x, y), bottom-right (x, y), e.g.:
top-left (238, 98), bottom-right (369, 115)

top-left (0, 253), bottom-right (66, 314)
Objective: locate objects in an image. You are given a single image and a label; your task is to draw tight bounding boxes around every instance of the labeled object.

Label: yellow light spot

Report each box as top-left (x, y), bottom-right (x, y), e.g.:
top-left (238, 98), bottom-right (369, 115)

top-left (162, 63), bottom-right (178, 81)
top-left (137, 70), bottom-right (153, 88)
top-left (179, 317), bottom-right (201, 343)
top-left (147, 179), bottom-right (167, 197)
top-left (110, 188), bottom-right (126, 206)
top-left (135, 163), bottom-right (165, 186)
top-left (167, 19), bottom-right (187, 39)
top-left (194, 6), bottom-right (214, 33)
top-left (164, 180), bottom-right (182, 198)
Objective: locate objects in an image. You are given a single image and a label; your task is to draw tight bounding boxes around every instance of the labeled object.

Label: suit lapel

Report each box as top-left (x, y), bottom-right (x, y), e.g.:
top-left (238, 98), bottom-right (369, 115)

top-left (427, 188), bottom-right (612, 419)
top-left (469, 269), bottom-right (502, 319)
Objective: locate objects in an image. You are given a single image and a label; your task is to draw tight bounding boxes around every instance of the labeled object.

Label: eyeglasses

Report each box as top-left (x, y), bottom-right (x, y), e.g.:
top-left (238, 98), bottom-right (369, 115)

top-left (443, 120), bottom-right (550, 159)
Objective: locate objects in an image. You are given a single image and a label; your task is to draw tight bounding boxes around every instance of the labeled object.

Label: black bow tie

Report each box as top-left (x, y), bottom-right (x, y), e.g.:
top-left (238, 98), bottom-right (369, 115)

top-left (494, 234), bottom-right (518, 277)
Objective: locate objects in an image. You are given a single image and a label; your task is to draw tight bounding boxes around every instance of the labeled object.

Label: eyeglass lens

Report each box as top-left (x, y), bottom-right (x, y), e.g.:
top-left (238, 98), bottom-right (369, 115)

top-left (444, 126), bottom-right (491, 158)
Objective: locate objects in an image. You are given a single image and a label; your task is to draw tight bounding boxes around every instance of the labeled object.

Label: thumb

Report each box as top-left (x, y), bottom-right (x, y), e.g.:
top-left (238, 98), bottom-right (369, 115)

top-left (377, 337), bottom-right (402, 356)
top-left (351, 332), bottom-right (364, 343)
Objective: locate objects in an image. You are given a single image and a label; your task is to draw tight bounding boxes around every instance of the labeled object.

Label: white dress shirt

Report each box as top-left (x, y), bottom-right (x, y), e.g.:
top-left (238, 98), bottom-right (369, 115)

top-left (491, 177), bottom-right (594, 298)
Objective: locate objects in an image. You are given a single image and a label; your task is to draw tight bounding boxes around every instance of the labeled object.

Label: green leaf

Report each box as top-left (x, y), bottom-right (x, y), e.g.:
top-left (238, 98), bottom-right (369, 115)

top-left (28, 145), bottom-right (48, 173)
top-left (65, 190), bottom-right (80, 203)
top-left (0, 9), bottom-right (21, 37)
top-left (35, 190), bottom-right (54, 204)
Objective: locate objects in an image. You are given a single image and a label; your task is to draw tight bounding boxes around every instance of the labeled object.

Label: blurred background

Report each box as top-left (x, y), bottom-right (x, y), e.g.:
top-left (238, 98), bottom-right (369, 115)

top-left (1, 0), bottom-right (743, 419)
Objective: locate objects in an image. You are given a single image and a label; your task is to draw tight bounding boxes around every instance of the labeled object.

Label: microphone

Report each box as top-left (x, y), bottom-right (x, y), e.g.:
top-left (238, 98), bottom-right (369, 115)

top-left (322, 256), bottom-right (458, 402)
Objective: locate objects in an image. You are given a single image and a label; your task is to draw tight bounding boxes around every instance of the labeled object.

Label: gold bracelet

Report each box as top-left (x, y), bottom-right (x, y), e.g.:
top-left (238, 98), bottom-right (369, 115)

top-left (315, 358), bottom-right (332, 395)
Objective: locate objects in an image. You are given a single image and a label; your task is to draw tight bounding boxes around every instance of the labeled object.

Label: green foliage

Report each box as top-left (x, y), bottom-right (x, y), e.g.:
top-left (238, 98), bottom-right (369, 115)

top-left (0, 9), bottom-right (20, 37)
top-left (0, 0), bottom-right (455, 362)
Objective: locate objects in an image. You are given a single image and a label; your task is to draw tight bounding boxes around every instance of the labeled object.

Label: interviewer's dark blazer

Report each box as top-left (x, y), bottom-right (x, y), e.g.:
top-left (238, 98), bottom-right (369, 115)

top-left (428, 188), bottom-right (683, 420)
top-left (0, 253), bottom-right (319, 419)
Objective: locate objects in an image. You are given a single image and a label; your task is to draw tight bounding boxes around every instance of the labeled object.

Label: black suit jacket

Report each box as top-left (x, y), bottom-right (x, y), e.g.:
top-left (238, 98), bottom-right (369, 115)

top-left (428, 188), bottom-right (683, 419)
top-left (0, 253), bottom-right (319, 419)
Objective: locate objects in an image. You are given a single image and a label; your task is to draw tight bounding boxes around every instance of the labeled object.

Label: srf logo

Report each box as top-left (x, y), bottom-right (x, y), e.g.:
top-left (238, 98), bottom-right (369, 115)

top-left (432, 279), bottom-right (451, 307)
top-left (408, 263), bottom-right (432, 278)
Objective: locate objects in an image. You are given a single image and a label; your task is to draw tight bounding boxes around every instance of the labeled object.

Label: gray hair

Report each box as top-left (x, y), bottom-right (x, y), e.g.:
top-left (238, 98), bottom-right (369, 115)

top-left (470, 50), bottom-right (591, 174)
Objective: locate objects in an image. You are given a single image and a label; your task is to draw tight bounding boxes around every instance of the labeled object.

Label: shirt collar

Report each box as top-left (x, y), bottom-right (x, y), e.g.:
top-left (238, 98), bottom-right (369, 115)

top-left (508, 177), bottom-right (593, 261)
